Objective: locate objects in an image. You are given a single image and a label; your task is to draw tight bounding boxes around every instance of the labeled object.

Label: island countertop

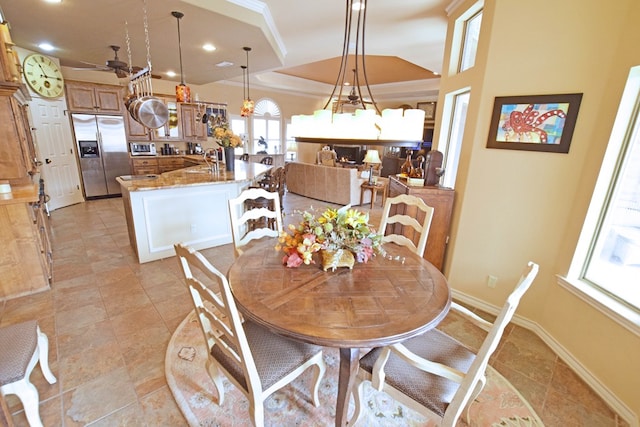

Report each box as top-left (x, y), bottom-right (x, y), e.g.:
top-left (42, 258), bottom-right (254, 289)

top-left (116, 160), bottom-right (271, 191)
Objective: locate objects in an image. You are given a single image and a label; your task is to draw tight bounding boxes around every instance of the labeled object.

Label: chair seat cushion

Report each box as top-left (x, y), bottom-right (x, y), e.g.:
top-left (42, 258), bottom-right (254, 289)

top-left (0, 320), bottom-right (38, 386)
top-left (359, 328), bottom-right (475, 417)
top-left (211, 320), bottom-right (323, 392)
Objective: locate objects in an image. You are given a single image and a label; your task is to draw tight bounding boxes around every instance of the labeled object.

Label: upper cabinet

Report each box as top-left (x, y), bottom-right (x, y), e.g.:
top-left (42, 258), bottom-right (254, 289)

top-left (122, 95), bottom-right (225, 143)
top-left (65, 81), bottom-right (124, 113)
top-left (180, 103), bottom-right (207, 141)
top-left (0, 23), bottom-right (21, 83)
top-left (152, 98), bottom-right (181, 141)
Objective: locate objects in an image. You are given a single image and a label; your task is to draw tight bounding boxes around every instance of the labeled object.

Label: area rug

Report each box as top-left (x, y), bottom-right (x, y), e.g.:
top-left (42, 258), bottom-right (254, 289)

top-left (165, 310), bottom-right (544, 427)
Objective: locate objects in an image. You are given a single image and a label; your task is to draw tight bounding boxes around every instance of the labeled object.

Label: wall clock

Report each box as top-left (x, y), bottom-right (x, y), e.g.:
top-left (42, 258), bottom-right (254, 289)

top-left (22, 53), bottom-right (65, 98)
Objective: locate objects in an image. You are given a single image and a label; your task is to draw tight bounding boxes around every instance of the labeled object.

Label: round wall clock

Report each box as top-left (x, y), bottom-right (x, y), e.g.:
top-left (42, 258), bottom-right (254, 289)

top-left (22, 53), bottom-right (65, 98)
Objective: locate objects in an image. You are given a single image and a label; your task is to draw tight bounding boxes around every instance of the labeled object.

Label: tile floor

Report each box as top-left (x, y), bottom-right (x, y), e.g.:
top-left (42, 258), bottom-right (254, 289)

top-left (0, 191), bottom-right (629, 426)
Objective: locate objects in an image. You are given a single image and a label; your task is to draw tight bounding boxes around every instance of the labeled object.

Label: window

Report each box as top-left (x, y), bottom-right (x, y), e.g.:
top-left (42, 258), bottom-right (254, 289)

top-left (458, 9), bottom-right (482, 73)
top-left (441, 90), bottom-right (470, 189)
top-left (229, 115), bottom-right (246, 154)
top-left (252, 99), bottom-right (281, 154)
top-left (566, 66), bottom-right (640, 329)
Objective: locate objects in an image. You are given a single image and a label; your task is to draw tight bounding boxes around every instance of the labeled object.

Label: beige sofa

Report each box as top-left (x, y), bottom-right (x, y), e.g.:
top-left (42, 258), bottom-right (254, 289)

top-left (285, 162), bottom-right (373, 206)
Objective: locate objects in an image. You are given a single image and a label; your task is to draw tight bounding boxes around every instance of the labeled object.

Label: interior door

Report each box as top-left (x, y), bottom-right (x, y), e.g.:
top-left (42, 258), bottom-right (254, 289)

top-left (29, 98), bottom-right (84, 211)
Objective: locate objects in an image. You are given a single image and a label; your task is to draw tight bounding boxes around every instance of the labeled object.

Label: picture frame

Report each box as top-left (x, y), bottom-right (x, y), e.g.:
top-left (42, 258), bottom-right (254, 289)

top-left (486, 93), bottom-right (583, 153)
top-left (417, 101), bottom-right (437, 121)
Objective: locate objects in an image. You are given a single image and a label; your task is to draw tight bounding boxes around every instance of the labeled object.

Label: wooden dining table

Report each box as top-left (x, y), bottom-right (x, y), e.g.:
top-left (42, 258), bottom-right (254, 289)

top-left (227, 238), bottom-right (451, 427)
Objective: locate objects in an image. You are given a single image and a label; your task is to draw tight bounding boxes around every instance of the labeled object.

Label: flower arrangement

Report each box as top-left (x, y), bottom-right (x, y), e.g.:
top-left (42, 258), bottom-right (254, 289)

top-left (213, 123), bottom-right (243, 148)
top-left (276, 205), bottom-right (383, 268)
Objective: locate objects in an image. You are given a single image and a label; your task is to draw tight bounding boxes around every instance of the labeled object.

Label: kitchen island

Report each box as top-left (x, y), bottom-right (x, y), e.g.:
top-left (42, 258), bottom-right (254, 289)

top-left (117, 160), bottom-right (271, 263)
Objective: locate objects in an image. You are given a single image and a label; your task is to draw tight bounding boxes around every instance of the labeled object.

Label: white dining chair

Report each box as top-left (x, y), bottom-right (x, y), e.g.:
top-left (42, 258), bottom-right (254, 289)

top-left (174, 243), bottom-right (326, 427)
top-left (351, 262), bottom-right (539, 427)
top-left (228, 187), bottom-right (283, 257)
top-left (379, 194), bottom-right (435, 257)
top-left (0, 320), bottom-right (57, 427)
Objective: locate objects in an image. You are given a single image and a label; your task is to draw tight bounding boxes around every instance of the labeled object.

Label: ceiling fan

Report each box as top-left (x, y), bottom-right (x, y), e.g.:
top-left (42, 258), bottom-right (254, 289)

top-left (72, 45), bottom-right (160, 79)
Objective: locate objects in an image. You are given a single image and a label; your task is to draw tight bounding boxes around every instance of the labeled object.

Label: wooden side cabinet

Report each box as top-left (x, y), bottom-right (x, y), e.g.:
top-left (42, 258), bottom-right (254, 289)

top-left (65, 80), bottom-right (124, 113)
top-left (387, 176), bottom-right (454, 271)
top-left (0, 185), bottom-right (52, 300)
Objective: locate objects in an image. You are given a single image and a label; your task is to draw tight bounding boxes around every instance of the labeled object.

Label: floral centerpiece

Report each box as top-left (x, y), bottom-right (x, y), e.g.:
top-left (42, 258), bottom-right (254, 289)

top-left (276, 205), bottom-right (383, 269)
top-left (213, 123), bottom-right (243, 148)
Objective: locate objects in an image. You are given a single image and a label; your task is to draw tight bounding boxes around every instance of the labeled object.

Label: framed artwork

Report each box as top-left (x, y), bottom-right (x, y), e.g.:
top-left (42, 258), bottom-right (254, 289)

top-left (417, 101), bottom-right (437, 121)
top-left (486, 93), bottom-right (582, 153)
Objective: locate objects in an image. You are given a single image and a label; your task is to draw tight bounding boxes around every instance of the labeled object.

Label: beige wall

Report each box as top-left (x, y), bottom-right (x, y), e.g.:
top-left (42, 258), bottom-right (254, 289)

top-left (438, 0), bottom-right (639, 419)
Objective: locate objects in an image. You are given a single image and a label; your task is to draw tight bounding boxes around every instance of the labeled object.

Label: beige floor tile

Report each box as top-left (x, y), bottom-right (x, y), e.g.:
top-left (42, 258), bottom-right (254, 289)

top-left (62, 366), bottom-right (137, 427)
top-left (86, 401), bottom-right (147, 427)
top-left (109, 303), bottom-right (165, 338)
top-left (139, 386), bottom-right (187, 426)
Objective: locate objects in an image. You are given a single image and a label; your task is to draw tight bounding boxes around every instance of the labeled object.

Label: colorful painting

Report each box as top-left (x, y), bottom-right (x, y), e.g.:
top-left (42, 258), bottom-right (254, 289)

top-left (487, 93), bottom-right (582, 153)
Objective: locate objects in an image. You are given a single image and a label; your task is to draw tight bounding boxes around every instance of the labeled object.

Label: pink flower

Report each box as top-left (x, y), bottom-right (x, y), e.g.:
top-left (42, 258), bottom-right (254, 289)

top-left (283, 252), bottom-right (304, 268)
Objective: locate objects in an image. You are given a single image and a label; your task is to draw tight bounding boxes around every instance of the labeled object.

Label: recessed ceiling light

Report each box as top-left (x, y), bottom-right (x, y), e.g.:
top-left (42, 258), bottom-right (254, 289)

top-left (215, 61), bottom-right (233, 68)
top-left (166, 71), bottom-right (177, 77)
top-left (43, 0), bottom-right (63, 3)
top-left (202, 43), bottom-right (216, 52)
top-left (38, 43), bottom-right (55, 51)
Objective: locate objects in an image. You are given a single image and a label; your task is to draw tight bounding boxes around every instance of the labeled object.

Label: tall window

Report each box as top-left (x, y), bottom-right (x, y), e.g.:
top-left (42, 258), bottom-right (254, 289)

top-left (568, 66), bottom-right (640, 324)
top-left (229, 115), bottom-right (246, 154)
top-left (252, 99), bottom-right (281, 154)
top-left (458, 10), bottom-right (482, 72)
top-left (441, 90), bottom-right (470, 189)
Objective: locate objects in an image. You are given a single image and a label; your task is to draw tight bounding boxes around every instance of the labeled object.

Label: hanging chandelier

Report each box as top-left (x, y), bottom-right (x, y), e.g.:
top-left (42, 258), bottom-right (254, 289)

top-left (291, 0), bottom-right (425, 145)
top-left (172, 11), bottom-right (191, 103)
top-left (240, 46), bottom-right (254, 117)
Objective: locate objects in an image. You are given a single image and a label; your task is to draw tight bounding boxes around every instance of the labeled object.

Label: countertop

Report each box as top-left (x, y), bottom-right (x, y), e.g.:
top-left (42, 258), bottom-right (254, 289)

top-left (0, 183), bottom-right (38, 206)
top-left (116, 160), bottom-right (271, 191)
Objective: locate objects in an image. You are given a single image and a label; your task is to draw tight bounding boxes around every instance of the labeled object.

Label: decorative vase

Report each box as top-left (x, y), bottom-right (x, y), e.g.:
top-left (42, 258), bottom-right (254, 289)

top-left (321, 249), bottom-right (355, 272)
top-left (224, 147), bottom-right (235, 172)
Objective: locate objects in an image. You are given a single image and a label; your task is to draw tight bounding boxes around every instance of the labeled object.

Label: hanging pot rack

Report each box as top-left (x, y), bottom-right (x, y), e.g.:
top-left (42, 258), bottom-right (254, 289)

top-left (124, 0), bottom-right (169, 129)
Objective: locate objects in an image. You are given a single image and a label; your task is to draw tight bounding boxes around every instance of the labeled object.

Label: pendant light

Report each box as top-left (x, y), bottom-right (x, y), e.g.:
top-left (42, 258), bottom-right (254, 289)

top-left (172, 11), bottom-right (191, 103)
top-left (240, 46), bottom-right (254, 117)
top-left (291, 0), bottom-right (426, 143)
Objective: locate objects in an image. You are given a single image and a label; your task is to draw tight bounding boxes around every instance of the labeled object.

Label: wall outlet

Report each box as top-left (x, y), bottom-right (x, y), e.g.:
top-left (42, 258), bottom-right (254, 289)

top-left (487, 275), bottom-right (498, 288)
top-left (190, 224), bottom-right (197, 233)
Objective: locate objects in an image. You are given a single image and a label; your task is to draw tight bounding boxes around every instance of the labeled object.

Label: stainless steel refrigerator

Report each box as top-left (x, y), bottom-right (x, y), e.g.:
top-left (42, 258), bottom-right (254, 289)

top-left (72, 114), bottom-right (130, 198)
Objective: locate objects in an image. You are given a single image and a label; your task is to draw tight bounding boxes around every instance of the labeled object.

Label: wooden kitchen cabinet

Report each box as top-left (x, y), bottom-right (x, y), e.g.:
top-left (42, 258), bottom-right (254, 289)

top-left (0, 23), bottom-right (21, 83)
top-left (0, 185), bottom-right (52, 300)
top-left (387, 176), bottom-right (455, 271)
top-left (180, 103), bottom-right (207, 141)
top-left (125, 109), bottom-right (152, 141)
top-left (65, 80), bottom-right (124, 113)
top-left (0, 82), bottom-right (38, 185)
top-left (152, 97), bottom-right (181, 141)
top-left (158, 157), bottom-right (184, 173)
top-left (130, 157), bottom-right (159, 175)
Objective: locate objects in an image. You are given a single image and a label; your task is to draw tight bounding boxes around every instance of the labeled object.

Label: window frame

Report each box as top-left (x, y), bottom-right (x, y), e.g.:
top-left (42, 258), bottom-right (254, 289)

top-left (563, 66), bottom-right (640, 335)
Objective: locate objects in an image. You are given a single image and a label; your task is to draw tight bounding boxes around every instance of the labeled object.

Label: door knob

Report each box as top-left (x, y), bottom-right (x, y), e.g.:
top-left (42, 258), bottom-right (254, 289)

top-left (45, 159), bottom-right (52, 164)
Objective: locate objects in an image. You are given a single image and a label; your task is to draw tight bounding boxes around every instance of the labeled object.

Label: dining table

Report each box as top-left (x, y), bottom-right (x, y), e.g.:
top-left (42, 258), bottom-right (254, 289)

top-left (227, 238), bottom-right (451, 427)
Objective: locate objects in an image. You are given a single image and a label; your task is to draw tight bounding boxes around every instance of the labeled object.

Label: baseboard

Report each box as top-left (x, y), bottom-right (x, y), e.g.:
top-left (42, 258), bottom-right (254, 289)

top-left (451, 289), bottom-right (639, 427)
